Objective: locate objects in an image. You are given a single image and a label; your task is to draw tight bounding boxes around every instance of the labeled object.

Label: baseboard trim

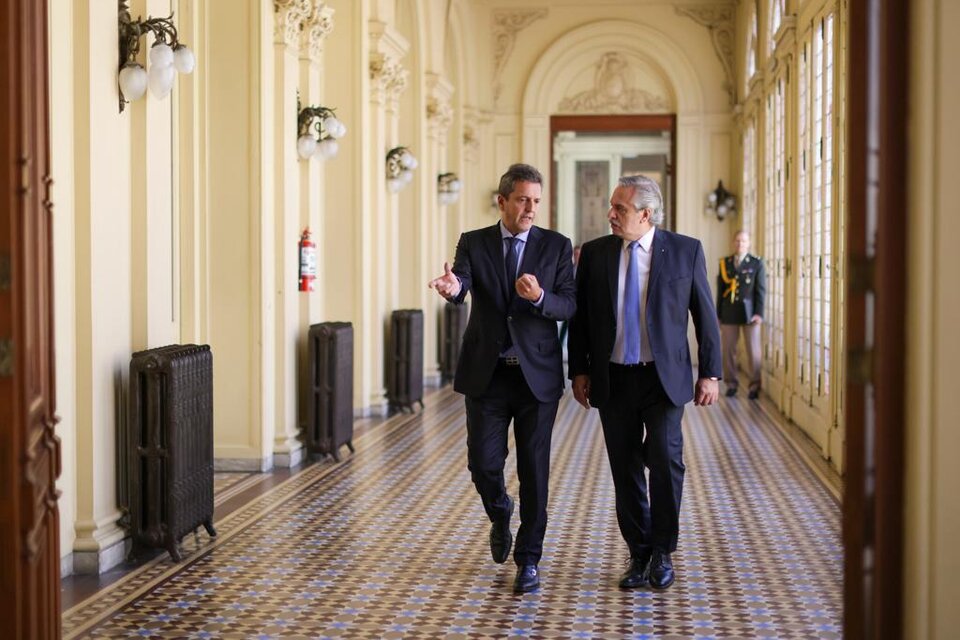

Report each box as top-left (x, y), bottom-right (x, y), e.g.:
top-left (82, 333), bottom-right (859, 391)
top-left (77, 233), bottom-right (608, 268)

top-left (72, 536), bottom-right (130, 575)
top-left (214, 455), bottom-right (274, 472)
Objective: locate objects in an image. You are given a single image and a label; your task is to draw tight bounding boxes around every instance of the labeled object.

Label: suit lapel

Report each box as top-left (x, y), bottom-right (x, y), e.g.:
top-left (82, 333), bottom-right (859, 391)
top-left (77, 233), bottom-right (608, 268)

top-left (647, 229), bottom-right (666, 295)
top-left (483, 223), bottom-right (509, 306)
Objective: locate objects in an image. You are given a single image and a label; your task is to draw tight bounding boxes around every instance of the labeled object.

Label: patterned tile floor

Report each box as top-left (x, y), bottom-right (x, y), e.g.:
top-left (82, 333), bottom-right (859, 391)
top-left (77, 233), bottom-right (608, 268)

top-left (63, 387), bottom-right (842, 639)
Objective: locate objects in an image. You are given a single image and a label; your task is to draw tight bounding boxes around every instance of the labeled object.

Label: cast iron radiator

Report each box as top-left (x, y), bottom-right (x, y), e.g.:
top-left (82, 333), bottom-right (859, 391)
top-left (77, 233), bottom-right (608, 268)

top-left (306, 322), bottom-right (355, 461)
top-left (127, 344), bottom-right (217, 561)
top-left (440, 301), bottom-right (468, 384)
top-left (387, 309), bottom-right (425, 412)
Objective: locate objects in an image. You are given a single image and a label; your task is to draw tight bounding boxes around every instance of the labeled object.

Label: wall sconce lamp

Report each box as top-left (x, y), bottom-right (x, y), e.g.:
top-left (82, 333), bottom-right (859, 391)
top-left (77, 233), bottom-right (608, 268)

top-left (705, 180), bottom-right (737, 220)
top-left (491, 190), bottom-right (501, 210)
top-left (437, 173), bottom-right (462, 206)
top-left (386, 146), bottom-right (418, 193)
top-left (297, 101), bottom-right (347, 160)
top-left (117, 0), bottom-right (195, 112)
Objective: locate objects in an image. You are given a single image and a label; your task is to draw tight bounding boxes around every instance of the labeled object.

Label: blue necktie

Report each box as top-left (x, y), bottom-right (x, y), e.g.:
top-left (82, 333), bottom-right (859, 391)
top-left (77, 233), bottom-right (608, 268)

top-left (623, 241), bottom-right (641, 364)
top-left (504, 237), bottom-right (520, 295)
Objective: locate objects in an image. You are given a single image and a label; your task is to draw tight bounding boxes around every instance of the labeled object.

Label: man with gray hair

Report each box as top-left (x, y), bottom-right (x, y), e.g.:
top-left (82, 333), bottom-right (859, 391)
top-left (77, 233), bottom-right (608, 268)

top-left (568, 174), bottom-right (722, 590)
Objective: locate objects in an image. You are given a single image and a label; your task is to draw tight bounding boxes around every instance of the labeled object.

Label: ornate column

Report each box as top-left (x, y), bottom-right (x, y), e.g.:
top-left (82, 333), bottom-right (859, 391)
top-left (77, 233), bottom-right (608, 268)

top-left (366, 21), bottom-right (409, 413)
top-left (424, 73), bottom-right (454, 386)
top-left (296, 1), bottom-right (334, 442)
top-left (271, 0), bottom-right (312, 466)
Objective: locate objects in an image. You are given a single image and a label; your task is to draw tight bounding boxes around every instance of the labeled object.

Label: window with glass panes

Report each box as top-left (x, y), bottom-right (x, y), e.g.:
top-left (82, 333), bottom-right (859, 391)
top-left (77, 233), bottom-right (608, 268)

top-left (797, 37), bottom-right (812, 399)
top-left (797, 15), bottom-right (835, 403)
top-left (741, 121), bottom-right (757, 240)
top-left (769, 0), bottom-right (783, 54)
top-left (813, 14), bottom-right (834, 398)
top-left (763, 88), bottom-right (786, 374)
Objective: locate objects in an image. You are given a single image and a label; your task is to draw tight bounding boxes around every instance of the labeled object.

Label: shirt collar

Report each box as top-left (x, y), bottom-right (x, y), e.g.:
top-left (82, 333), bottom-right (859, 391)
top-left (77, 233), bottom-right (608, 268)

top-left (622, 226), bottom-right (656, 253)
top-left (500, 221), bottom-right (531, 242)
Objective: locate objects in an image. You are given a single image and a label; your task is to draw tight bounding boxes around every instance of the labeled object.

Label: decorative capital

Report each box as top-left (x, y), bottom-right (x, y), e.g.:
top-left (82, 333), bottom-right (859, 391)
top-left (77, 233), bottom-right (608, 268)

top-left (301, 1), bottom-right (335, 60)
top-left (274, 0), bottom-right (312, 48)
top-left (675, 3), bottom-right (736, 105)
top-left (427, 97), bottom-right (454, 139)
top-left (492, 9), bottom-right (548, 103)
top-left (370, 56), bottom-right (409, 107)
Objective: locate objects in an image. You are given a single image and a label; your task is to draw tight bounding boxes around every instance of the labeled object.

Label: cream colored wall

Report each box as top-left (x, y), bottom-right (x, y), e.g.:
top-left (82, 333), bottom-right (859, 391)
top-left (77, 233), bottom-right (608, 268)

top-left (475, 0), bottom-right (734, 277)
top-left (48, 0), bottom-right (77, 567)
top-left (905, 0), bottom-right (960, 634)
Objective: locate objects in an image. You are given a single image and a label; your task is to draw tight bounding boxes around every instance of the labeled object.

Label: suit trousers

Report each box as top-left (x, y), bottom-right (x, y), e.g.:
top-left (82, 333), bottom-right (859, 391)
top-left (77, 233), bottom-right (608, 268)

top-left (597, 363), bottom-right (685, 557)
top-left (721, 323), bottom-right (762, 391)
top-left (464, 362), bottom-right (558, 566)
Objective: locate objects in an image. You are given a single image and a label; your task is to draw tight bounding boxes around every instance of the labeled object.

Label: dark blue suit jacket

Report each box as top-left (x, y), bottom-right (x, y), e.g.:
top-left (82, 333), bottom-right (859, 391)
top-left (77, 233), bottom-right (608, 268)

top-left (450, 224), bottom-right (576, 403)
top-left (568, 229), bottom-right (722, 408)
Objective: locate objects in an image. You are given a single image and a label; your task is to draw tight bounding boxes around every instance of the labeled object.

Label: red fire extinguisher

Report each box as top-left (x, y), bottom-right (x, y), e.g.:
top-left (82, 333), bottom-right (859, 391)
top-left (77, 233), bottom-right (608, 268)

top-left (298, 228), bottom-right (317, 292)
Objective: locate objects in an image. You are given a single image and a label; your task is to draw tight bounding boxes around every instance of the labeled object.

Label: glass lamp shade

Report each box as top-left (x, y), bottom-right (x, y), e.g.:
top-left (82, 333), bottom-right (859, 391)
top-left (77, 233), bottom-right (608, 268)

top-left (400, 151), bottom-right (417, 170)
top-left (150, 43), bottom-right (175, 68)
top-left (317, 139), bottom-right (339, 159)
top-left (387, 178), bottom-right (402, 193)
top-left (451, 179), bottom-right (462, 192)
top-left (148, 64), bottom-right (175, 98)
top-left (707, 191), bottom-right (718, 204)
top-left (119, 63), bottom-right (148, 101)
top-left (724, 197), bottom-right (736, 208)
top-left (324, 116), bottom-right (346, 139)
top-left (717, 205), bottom-right (728, 216)
top-left (400, 169), bottom-right (413, 185)
top-left (297, 135), bottom-right (317, 159)
top-left (173, 46), bottom-right (196, 74)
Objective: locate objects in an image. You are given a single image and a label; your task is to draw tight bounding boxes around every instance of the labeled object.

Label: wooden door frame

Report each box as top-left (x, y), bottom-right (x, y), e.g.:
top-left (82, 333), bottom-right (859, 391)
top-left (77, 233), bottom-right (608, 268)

top-left (844, 0), bottom-right (909, 637)
top-left (548, 115), bottom-right (677, 233)
top-left (0, 0), bottom-right (61, 637)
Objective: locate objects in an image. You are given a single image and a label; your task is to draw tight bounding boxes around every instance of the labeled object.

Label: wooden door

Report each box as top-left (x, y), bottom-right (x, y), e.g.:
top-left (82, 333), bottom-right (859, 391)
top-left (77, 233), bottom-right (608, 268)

top-left (0, 0), bottom-right (62, 638)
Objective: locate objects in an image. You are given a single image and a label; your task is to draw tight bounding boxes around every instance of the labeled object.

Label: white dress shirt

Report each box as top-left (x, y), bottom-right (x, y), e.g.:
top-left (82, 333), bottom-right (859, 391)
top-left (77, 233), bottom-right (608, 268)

top-left (611, 227), bottom-right (655, 364)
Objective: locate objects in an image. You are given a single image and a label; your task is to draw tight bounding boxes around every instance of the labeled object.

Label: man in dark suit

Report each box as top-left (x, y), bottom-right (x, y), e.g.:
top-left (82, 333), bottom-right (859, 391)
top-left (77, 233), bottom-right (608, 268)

top-left (717, 230), bottom-right (766, 399)
top-left (429, 163), bottom-right (576, 593)
top-left (568, 175), bottom-right (722, 591)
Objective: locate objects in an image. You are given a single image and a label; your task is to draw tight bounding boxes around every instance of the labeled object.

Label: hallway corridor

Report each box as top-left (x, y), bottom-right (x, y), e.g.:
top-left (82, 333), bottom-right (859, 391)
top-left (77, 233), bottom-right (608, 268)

top-left (62, 389), bottom-right (841, 639)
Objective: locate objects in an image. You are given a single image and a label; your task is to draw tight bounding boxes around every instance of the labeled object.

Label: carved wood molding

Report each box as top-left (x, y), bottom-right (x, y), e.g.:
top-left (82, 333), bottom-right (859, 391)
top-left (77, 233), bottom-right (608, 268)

top-left (675, 3), bottom-right (736, 105)
top-left (492, 8), bottom-right (548, 103)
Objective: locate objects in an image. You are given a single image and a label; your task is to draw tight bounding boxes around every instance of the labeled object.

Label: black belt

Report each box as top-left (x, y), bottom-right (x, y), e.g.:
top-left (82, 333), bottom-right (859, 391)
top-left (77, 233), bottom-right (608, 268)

top-left (610, 360), bottom-right (655, 368)
top-left (498, 355), bottom-right (521, 366)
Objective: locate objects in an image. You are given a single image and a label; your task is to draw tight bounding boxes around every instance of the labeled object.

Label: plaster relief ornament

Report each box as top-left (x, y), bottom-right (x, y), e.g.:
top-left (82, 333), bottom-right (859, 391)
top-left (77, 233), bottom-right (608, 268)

top-left (558, 52), bottom-right (670, 114)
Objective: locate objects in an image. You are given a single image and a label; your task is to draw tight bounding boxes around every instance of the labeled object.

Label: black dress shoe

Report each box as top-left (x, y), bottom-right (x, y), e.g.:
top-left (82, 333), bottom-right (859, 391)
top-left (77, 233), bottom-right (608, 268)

top-left (725, 387), bottom-right (738, 397)
top-left (648, 549), bottom-right (675, 590)
top-left (489, 496), bottom-right (514, 564)
top-left (748, 389), bottom-right (760, 400)
top-left (618, 554), bottom-right (650, 589)
top-left (513, 564), bottom-right (540, 593)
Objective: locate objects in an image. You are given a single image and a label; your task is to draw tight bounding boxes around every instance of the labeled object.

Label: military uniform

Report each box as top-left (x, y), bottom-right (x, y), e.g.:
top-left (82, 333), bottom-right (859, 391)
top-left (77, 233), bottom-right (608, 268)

top-left (716, 253), bottom-right (766, 396)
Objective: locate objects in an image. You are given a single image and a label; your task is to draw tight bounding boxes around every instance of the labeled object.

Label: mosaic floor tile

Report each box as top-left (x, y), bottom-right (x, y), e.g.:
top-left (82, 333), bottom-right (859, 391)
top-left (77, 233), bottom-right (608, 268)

top-left (64, 387), bottom-right (842, 639)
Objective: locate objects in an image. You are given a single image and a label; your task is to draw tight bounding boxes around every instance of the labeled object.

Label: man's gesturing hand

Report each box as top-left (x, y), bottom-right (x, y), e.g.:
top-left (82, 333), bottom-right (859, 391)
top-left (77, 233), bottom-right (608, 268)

top-left (428, 262), bottom-right (461, 299)
top-left (572, 374), bottom-right (591, 409)
top-left (515, 273), bottom-right (543, 302)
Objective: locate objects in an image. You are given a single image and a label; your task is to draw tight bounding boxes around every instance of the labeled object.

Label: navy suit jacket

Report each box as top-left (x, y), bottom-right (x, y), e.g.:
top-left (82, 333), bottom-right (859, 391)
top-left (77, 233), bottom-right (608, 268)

top-left (568, 229), bottom-right (723, 408)
top-left (450, 224), bottom-right (576, 403)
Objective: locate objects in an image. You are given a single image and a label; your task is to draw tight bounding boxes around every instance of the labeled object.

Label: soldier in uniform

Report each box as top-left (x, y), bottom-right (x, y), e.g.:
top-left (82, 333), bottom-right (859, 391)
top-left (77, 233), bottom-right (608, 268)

top-left (716, 230), bottom-right (766, 399)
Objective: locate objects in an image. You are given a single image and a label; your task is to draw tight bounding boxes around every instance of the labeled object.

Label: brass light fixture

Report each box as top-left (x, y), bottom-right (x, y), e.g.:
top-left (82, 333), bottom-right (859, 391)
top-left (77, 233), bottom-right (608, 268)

top-left (386, 147), bottom-right (418, 193)
top-left (705, 180), bottom-right (737, 220)
top-left (117, 0), bottom-right (194, 112)
top-left (437, 173), bottom-right (462, 206)
top-left (297, 98), bottom-right (346, 160)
